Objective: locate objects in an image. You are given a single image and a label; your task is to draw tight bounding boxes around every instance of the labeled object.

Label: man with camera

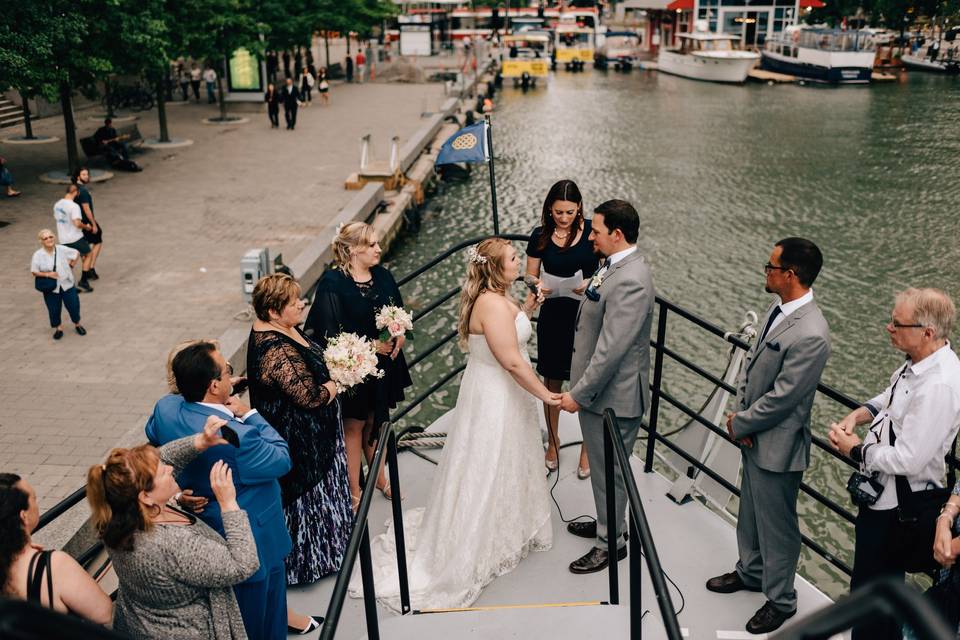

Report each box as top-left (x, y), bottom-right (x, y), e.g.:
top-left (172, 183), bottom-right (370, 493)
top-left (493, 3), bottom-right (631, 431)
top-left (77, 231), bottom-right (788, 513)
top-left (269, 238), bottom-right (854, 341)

top-left (829, 288), bottom-right (960, 640)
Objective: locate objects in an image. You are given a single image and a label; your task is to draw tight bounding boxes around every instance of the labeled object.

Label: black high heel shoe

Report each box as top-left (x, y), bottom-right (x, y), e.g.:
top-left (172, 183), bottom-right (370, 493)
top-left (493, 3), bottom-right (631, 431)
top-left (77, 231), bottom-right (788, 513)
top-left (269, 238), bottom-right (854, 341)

top-left (288, 615), bottom-right (324, 635)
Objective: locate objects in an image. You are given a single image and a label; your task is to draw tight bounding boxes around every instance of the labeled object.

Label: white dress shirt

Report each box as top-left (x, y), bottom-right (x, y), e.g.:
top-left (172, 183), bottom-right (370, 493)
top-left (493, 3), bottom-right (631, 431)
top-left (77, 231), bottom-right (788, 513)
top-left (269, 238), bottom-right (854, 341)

top-left (767, 289), bottom-right (814, 335)
top-left (861, 343), bottom-right (960, 510)
top-left (198, 402), bottom-right (258, 423)
top-left (606, 245), bottom-right (637, 267)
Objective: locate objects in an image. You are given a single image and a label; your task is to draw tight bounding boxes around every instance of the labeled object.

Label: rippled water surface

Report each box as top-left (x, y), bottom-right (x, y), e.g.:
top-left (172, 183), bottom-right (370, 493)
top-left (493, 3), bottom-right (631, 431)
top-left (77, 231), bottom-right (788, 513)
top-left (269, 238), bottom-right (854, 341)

top-left (384, 70), bottom-right (960, 598)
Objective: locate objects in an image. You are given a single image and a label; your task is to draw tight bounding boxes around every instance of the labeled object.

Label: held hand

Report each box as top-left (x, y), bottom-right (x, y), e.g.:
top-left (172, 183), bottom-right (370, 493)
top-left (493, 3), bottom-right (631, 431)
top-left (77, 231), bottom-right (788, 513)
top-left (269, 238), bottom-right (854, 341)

top-left (832, 414), bottom-right (859, 436)
top-left (539, 286), bottom-right (553, 296)
top-left (92, 223), bottom-right (99, 234)
top-left (726, 412), bottom-right (736, 437)
top-left (176, 489), bottom-right (209, 514)
top-left (390, 335), bottom-right (405, 360)
top-left (559, 393), bottom-right (580, 413)
top-left (224, 396), bottom-right (250, 418)
top-left (322, 379), bottom-right (338, 403)
top-left (194, 415), bottom-right (229, 451)
top-left (739, 436), bottom-right (754, 448)
top-left (542, 392), bottom-right (562, 407)
top-left (209, 460), bottom-right (239, 512)
top-left (572, 279), bottom-right (590, 296)
top-left (829, 427), bottom-right (861, 457)
top-left (375, 339), bottom-right (394, 356)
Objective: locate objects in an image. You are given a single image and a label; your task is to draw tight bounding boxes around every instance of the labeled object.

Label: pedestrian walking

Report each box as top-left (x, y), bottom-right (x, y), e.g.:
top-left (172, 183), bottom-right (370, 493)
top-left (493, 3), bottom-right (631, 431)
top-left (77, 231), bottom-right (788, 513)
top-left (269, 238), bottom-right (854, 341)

top-left (203, 66), bottom-right (218, 104)
top-left (280, 78), bottom-right (300, 131)
top-left (190, 64), bottom-right (202, 102)
top-left (72, 167), bottom-right (103, 281)
top-left (355, 50), bottom-right (366, 84)
top-left (264, 83), bottom-right (280, 129)
top-left (298, 68), bottom-right (314, 106)
top-left (30, 229), bottom-right (86, 340)
top-left (345, 55), bottom-right (354, 83)
top-left (317, 68), bottom-right (330, 105)
top-left (178, 64), bottom-right (190, 101)
top-left (52, 184), bottom-right (93, 292)
top-left (0, 157), bottom-right (21, 197)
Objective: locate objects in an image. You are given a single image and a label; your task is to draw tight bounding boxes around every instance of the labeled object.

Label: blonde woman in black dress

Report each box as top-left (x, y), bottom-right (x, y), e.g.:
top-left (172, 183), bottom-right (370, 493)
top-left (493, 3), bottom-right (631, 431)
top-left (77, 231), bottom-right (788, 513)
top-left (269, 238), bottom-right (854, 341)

top-left (525, 180), bottom-right (599, 479)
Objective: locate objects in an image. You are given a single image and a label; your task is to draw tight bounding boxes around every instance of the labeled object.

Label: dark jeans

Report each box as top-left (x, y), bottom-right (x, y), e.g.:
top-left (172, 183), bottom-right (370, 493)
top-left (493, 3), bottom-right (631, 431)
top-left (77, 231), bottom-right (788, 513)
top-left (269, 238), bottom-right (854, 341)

top-left (206, 81), bottom-right (216, 103)
top-left (267, 105), bottom-right (279, 127)
top-left (850, 507), bottom-right (904, 640)
top-left (284, 104), bottom-right (297, 129)
top-left (190, 80), bottom-right (201, 101)
top-left (101, 141), bottom-right (130, 162)
top-left (42, 287), bottom-right (81, 328)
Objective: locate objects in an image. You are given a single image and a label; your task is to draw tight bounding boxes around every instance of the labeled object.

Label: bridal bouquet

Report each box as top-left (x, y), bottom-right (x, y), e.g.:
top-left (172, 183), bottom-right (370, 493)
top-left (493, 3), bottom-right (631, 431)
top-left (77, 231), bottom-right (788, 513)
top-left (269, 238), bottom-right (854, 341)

top-left (375, 305), bottom-right (414, 341)
top-left (323, 332), bottom-right (384, 393)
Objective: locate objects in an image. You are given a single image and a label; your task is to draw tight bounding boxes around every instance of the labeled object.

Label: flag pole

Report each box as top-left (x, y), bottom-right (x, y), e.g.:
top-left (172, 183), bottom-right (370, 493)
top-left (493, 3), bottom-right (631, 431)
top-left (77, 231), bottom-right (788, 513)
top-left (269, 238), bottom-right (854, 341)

top-left (484, 114), bottom-right (500, 236)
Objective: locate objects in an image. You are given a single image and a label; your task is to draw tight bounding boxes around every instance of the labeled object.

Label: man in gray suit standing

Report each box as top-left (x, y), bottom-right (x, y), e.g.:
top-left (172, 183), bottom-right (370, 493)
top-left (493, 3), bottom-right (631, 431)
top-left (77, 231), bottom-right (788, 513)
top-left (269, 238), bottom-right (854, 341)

top-left (706, 237), bottom-right (831, 634)
top-left (559, 199), bottom-right (655, 575)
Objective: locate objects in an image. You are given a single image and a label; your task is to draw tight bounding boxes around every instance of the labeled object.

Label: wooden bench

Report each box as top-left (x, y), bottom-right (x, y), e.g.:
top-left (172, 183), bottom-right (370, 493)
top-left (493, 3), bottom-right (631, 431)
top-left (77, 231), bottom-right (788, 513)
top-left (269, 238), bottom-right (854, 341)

top-left (80, 123), bottom-right (143, 160)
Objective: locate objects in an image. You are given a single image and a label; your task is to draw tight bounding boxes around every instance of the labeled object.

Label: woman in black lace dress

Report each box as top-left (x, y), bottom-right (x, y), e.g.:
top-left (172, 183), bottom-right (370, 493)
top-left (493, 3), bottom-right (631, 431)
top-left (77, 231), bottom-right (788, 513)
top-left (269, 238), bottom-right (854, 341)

top-left (247, 274), bottom-right (352, 585)
top-left (305, 222), bottom-right (413, 504)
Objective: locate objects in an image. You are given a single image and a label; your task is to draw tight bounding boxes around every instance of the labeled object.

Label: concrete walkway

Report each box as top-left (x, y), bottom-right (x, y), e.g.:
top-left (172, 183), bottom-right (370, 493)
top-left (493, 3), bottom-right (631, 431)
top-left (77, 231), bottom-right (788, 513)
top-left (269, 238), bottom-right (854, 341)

top-left (0, 81), bottom-right (447, 512)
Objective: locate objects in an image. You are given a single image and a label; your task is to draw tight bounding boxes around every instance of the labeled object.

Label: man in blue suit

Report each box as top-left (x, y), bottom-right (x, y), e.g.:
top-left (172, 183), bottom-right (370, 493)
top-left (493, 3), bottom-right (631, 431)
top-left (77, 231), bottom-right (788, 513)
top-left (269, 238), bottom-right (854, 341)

top-left (146, 341), bottom-right (292, 640)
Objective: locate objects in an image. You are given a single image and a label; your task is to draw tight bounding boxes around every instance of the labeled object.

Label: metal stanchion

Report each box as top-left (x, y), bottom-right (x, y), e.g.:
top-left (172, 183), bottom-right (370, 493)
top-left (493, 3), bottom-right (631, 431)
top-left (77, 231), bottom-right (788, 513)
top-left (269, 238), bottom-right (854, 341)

top-left (604, 425), bottom-right (619, 605)
top-left (386, 428), bottom-right (411, 614)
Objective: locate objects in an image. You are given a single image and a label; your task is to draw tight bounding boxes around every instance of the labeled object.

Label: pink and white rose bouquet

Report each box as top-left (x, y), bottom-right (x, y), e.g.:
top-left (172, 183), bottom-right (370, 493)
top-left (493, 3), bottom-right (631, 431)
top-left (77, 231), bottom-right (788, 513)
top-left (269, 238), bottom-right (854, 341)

top-left (323, 332), bottom-right (384, 393)
top-left (375, 305), bottom-right (414, 342)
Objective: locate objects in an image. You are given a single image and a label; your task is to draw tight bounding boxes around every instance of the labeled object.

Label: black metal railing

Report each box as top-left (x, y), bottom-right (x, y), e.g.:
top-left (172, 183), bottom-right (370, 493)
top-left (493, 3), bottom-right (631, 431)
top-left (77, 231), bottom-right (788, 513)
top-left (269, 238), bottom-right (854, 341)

top-left (771, 578), bottom-right (954, 640)
top-left (603, 409), bottom-right (684, 640)
top-left (320, 423), bottom-right (410, 640)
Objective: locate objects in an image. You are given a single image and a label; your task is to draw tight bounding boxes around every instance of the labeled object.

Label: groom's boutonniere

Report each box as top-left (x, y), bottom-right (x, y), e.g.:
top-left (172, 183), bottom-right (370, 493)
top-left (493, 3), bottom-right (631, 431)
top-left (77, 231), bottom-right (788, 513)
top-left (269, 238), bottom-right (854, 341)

top-left (585, 265), bottom-right (609, 302)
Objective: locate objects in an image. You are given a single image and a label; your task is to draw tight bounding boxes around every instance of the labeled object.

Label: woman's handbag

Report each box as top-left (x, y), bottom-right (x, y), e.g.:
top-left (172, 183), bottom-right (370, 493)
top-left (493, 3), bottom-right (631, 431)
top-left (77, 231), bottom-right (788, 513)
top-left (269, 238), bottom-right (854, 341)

top-left (924, 566), bottom-right (960, 631)
top-left (34, 248), bottom-right (57, 293)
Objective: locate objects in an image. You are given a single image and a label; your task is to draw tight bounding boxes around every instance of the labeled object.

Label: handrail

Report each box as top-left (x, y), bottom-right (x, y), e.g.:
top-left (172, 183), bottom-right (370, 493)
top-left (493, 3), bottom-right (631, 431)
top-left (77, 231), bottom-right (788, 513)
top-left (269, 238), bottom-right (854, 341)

top-left (320, 422), bottom-right (409, 640)
top-left (603, 409), bottom-right (684, 640)
top-left (771, 578), bottom-right (954, 640)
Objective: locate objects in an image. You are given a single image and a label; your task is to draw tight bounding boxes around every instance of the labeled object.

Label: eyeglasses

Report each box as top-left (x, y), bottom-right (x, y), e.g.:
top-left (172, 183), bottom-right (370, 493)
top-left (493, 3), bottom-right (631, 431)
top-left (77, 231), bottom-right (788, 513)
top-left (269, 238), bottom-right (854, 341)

top-left (889, 320), bottom-right (925, 330)
top-left (222, 363), bottom-right (234, 378)
top-left (40, 236), bottom-right (54, 240)
top-left (764, 263), bottom-right (793, 274)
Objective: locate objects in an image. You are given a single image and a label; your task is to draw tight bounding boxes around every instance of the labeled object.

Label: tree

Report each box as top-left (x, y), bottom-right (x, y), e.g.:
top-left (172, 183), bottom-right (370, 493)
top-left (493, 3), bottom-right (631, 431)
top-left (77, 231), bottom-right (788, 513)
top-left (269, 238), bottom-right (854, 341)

top-left (170, 0), bottom-right (264, 122)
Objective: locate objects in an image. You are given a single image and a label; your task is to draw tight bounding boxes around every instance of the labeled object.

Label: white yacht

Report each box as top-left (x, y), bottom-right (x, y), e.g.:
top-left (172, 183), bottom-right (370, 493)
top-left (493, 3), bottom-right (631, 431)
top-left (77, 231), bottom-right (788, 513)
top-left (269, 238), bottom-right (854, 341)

top-left (761, 25), bottom-right (877, 84)
top-left (901, 38), bottom-right (960, 73)
top-left (657, 24), bottom-right (760, 84)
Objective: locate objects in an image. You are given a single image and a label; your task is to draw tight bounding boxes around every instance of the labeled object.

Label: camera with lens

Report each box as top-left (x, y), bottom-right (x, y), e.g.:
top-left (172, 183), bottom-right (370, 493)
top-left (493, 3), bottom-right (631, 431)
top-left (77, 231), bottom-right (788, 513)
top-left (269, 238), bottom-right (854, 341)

top-left (847, 471), bottom-right (884, 506)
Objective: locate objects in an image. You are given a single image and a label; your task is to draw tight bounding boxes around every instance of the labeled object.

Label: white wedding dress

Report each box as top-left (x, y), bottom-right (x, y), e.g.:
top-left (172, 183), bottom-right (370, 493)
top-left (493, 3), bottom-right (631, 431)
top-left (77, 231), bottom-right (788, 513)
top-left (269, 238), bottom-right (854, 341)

top-left (349, 311), bottom-right (553, 612)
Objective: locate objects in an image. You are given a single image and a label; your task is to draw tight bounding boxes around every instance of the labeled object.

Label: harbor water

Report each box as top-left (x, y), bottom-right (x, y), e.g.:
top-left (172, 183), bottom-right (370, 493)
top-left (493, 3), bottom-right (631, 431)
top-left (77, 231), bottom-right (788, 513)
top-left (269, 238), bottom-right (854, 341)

top-left (385, 69), bottom-right (960, 598)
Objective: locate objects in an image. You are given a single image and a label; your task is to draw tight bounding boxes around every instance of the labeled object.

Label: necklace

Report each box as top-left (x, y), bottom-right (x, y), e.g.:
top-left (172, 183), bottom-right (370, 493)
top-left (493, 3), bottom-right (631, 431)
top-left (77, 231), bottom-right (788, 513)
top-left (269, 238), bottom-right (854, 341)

top-left (553, 229), bottom-right (570, 240)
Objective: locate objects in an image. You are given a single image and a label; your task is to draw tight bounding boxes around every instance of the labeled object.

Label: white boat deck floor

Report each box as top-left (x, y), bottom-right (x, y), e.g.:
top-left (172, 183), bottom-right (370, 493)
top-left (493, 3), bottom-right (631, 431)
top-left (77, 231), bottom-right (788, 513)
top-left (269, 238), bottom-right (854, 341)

top-left (288, 412), bottom-right (843, 640)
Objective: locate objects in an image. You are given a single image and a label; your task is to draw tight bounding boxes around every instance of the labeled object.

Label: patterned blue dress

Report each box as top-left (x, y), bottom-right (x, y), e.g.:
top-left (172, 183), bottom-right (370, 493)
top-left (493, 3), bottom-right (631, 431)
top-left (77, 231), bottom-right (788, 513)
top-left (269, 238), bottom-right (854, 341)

top-left (247, 328), bottom-right (353, 585)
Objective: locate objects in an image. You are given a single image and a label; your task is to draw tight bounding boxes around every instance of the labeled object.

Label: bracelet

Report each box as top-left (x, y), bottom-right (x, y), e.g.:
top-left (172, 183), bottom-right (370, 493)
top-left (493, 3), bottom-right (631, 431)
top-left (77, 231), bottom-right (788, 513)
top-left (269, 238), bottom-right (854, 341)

top-left (173, 491), bottom-right (183, 504)
top-left (938, 513), bottom-right (956, 524)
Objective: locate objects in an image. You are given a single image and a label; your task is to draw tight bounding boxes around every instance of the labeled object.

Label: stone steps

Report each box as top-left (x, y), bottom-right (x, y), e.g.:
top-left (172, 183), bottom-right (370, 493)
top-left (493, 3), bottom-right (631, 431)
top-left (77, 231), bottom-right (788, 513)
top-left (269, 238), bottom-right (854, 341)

top-left (0, 95), bottom-right (25, 129)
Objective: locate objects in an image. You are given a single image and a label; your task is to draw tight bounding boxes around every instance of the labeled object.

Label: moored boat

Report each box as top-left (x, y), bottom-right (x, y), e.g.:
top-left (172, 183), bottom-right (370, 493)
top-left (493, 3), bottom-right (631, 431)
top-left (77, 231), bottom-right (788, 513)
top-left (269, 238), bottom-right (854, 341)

top-left (657, 24), bottom-right (760, 84)
top-left (761, 25), bottom-right (876, 84)
top-left (901, 37), bottom-right (960, 73)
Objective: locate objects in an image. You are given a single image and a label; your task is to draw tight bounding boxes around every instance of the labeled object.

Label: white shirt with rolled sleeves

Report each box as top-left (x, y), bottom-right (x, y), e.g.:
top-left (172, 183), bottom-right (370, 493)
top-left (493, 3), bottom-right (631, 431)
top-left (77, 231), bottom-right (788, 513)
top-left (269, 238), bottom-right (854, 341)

top-left (31, 245), bottom-right (79, 292)
top-left (53, 198), bottom-right (83, 244)
top-left (861, 343), bottom-right (960, 510)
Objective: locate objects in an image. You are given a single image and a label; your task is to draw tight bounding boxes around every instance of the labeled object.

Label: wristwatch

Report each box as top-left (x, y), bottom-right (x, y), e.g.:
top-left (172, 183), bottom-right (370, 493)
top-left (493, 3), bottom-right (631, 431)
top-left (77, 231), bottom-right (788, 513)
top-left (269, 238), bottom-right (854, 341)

top-left (850, 444), bottom-right (863, 464)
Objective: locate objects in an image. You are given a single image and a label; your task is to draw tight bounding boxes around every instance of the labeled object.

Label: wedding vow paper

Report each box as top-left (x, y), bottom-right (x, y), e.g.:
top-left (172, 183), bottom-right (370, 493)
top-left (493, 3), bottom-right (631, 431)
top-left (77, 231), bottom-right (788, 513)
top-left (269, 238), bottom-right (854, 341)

top-left (541, 269), bottom-right (585, 300)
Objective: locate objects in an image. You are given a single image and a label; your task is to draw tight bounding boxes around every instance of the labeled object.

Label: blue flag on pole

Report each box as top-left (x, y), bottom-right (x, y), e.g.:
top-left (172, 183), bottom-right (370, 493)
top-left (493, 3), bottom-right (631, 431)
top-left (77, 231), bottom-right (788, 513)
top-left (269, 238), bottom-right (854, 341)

top-left (435, 122), bottom-right (488, 166)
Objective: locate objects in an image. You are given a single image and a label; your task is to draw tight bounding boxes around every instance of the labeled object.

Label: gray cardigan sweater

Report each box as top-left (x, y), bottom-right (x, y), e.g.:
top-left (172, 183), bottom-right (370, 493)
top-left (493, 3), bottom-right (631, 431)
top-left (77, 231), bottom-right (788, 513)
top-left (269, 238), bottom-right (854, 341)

top-left (110, 436), bottom-right (260, 640)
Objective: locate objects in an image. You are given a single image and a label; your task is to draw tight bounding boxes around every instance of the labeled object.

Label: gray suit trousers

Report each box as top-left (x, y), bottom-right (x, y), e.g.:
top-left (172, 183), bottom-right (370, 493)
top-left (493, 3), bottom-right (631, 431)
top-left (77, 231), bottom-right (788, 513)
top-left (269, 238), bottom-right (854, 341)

top-left (579, 409), bottom-right (643, 549)
top-left (735, 453), bottom-right (803, 611)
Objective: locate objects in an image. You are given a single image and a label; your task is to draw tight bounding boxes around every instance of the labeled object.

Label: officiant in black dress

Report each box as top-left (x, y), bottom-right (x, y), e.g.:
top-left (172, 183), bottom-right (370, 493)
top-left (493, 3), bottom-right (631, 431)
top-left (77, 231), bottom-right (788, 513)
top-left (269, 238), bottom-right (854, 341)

top-left (305, 222), bottom-right (412, 506)
top-left (525, 180), bottom-right (600, 479)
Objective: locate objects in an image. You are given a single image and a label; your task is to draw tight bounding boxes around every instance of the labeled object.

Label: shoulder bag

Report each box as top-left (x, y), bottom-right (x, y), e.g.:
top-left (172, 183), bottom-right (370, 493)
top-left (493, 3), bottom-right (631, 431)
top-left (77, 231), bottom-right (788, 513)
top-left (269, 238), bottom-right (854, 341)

top-left (34, 248), bottom-right (58, 293)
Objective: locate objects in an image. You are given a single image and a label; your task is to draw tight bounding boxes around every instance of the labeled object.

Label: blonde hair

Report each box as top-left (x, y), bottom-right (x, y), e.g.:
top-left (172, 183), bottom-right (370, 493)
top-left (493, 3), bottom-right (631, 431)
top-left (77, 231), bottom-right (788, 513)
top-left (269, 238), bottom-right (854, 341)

top-left (895, 288), bottom-right (956, 341)
top-left (37, 228), bottom-right (55, 243)
top-left (332, 222), bottom-right (378, 278)
top-left (252, 273), bottom-right (301, 322)
top-left (87, 445), bottom-right (161, 551)
top-left (456, 238), bottom-right (514, 350)
top-left (166, 339), bottom-right (219, 393)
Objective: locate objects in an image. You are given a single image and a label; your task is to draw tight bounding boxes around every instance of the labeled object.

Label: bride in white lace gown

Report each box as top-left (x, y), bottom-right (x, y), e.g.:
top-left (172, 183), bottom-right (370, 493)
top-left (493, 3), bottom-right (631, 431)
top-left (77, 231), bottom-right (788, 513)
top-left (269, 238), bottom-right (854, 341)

top-left (350, 238), bottom-right (560, 612)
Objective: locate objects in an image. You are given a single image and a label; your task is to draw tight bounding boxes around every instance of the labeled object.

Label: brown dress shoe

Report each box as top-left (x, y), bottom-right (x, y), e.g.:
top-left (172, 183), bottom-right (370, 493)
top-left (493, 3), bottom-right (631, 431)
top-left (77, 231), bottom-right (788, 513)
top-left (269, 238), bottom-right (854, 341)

top-left (746, 601), bottom-right (795, 634)
top-left (705, 571), bottom-right (762, 594)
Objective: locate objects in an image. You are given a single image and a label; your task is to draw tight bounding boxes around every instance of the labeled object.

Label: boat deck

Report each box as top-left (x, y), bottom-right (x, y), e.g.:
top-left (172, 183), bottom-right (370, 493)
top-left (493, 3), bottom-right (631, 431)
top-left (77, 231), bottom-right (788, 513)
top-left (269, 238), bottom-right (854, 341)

top-left (289, 412), bottom-right (843, 639)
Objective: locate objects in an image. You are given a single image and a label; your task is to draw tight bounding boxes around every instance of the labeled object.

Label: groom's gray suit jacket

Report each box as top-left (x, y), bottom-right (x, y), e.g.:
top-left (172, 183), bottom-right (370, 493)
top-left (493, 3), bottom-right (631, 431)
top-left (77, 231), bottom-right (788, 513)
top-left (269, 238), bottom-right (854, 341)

top-left (731, 299), bottom-right (831, 473)
top-left (569, 250), bottom-right (655, 418)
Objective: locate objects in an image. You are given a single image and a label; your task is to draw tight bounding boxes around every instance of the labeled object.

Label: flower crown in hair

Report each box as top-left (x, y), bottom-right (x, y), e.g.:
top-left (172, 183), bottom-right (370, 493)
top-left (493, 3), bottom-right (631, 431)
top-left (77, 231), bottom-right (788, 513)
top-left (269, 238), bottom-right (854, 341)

top-left (466, 245), bottom-right (488, 265)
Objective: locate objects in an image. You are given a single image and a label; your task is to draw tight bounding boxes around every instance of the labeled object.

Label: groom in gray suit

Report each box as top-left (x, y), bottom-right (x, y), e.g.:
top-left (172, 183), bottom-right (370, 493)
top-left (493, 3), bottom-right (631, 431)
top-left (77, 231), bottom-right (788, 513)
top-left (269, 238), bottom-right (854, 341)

top-left (706, 237), bottom-right (831, 635)
top-left (559, 199), bottom-right (655, 575)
